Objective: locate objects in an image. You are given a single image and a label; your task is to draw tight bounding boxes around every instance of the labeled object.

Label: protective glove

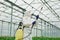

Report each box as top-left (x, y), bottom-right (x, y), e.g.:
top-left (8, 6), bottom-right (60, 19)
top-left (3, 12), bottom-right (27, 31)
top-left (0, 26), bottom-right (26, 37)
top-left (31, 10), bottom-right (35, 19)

top-left (36, 15), bottom-right (39, 20)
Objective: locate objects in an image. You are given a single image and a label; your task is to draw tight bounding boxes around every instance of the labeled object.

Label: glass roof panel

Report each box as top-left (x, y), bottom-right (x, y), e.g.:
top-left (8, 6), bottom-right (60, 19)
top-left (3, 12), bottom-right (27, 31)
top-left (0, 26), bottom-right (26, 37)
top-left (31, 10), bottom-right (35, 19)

top-left (0, 0), bottom-right (60, 27)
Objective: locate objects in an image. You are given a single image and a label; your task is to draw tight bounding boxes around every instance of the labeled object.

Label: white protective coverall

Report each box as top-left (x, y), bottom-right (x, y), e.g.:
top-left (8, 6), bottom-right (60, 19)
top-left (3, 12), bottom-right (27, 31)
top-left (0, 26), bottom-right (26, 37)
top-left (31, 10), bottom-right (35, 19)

top-left (22, 10), bottom-right (35, 28)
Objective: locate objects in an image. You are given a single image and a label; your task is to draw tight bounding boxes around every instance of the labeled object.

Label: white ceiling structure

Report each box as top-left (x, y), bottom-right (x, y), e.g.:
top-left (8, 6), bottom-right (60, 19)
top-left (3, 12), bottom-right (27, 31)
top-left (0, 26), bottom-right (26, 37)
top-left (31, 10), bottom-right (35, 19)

top-left (0, 0), bottom-right (60, 28)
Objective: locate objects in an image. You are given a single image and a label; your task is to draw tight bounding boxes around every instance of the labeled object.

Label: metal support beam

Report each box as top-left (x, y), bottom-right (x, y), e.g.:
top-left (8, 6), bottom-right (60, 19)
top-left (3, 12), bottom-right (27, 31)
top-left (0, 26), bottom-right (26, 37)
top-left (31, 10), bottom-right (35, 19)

top-left (0, 2), bottom-right (24, 13)
top-left (4, 0), bottom-right (26, 12)
top-left (49, 21), bottom-right (60, 22)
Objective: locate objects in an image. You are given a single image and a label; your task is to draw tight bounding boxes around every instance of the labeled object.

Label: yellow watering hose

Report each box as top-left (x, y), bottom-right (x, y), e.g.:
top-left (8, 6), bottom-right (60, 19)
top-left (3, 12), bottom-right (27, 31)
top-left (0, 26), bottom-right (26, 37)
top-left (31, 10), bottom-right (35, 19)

top-left (15, 29), bottom-right (24, 40)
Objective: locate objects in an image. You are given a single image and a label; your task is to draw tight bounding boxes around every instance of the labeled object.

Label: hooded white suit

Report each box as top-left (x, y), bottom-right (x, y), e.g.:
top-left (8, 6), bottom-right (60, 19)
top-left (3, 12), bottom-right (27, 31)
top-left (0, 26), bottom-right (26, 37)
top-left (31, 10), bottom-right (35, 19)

top-left (22, 10), bottom-right (35, 28)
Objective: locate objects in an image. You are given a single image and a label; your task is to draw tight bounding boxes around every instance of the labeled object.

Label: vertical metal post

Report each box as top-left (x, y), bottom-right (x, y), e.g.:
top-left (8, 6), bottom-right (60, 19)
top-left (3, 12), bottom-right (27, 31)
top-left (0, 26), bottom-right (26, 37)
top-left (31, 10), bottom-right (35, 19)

top-left (44, 21), bottom-right (46, 37)
top-left (52, 25), bottom-right (53, 37)
top-left (8, 23), bottom-right (9, 36)
top-left (50, 24), bottom-right (51, 37)
top-left (10, 4), bottom-right (13, 36)
top-left (48, 24), bottom-right (50, 37)
top-left (41, 20), bottom-right (42, 37)
top-left (14, 23), bottom-right (15, 36)
top-left (36, 26), bottom-right (37, 37)
top-left (1, 21), bottom-right (3, 36)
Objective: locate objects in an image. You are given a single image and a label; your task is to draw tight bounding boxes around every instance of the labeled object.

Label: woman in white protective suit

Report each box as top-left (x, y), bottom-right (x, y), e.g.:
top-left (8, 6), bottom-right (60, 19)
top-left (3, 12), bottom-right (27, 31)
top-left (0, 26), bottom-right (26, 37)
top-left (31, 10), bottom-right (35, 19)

top-left (15, 10), bottom-right (39, 40)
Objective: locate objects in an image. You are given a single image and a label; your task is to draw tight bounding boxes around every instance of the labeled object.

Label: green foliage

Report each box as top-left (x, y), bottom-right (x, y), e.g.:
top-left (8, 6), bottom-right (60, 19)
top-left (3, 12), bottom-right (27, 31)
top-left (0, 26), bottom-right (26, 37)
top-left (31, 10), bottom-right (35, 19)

top-left (0, 37), bottom-right (15, 40)
top-left (32, 37), bottom-right (60, 40)
top-left (0, 37), bottom-right (60, 40)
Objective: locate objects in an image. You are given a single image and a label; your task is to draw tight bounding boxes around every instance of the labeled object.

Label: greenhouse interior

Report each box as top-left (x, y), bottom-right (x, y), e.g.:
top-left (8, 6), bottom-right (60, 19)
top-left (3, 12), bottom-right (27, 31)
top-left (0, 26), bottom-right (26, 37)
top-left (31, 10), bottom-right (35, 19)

top-left (0, 0), bottom-right (60, 40)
